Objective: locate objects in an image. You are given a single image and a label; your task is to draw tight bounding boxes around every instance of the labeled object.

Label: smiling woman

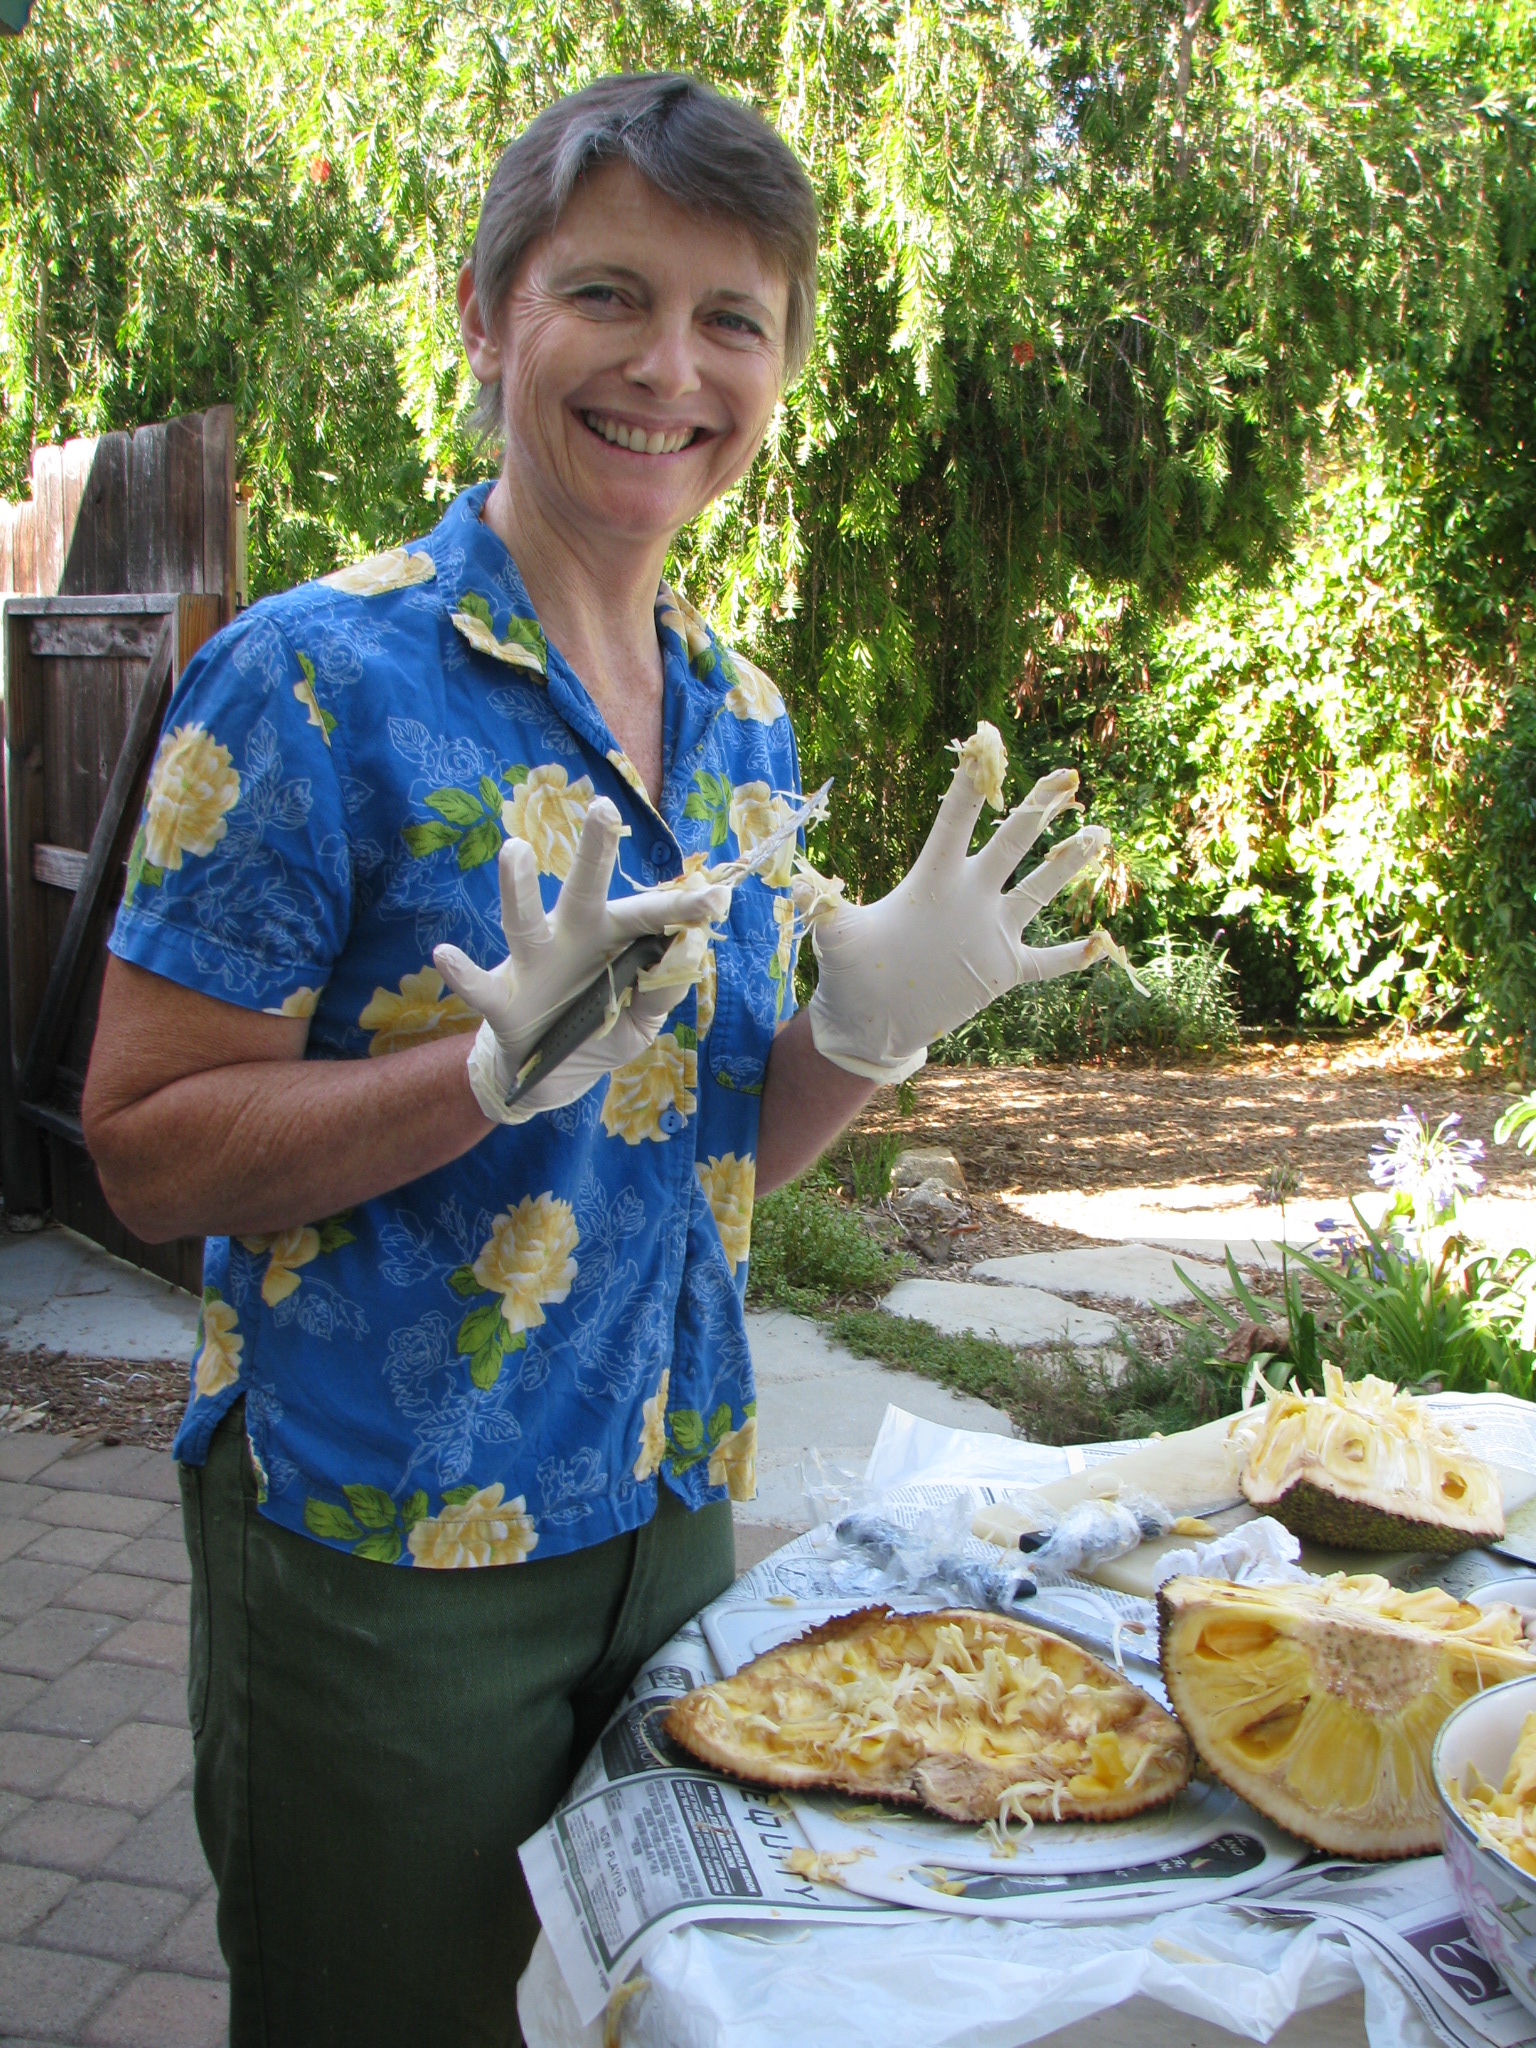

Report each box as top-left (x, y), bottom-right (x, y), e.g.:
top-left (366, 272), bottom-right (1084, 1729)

top-left (81, 70), bottom-right (1112, 2048)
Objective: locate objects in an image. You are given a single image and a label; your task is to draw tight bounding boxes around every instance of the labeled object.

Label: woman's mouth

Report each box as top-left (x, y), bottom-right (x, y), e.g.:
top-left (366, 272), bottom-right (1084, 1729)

top-left (580, 410), bottom-right (702, 455)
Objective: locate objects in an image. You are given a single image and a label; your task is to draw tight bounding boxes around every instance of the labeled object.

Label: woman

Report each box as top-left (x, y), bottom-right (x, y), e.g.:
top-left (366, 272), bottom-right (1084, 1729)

top-left (83, 73), bottom-right (1110, 2046)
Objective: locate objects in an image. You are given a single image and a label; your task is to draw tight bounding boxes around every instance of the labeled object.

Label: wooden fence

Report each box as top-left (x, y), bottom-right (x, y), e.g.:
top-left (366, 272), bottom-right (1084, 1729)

top-left (1, 409), bottom-right (240, 1292)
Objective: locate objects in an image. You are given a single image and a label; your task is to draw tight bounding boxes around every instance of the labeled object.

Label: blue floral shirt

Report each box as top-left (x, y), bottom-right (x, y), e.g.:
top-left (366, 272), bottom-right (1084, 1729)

top-left (108, 481), bottom-right (803, 1567)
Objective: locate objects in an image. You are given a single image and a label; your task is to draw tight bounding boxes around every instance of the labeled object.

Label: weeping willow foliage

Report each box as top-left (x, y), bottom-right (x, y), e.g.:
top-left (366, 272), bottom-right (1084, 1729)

top-left (2, 0), bottom-right (1533, 1034)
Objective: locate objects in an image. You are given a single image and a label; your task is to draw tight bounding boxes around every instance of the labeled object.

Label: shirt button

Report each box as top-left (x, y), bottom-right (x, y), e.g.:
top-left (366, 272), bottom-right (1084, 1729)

top-left (650, 838), bottom-right (673, 865)
top-left (659, 1107), bottom-right (687, 1136)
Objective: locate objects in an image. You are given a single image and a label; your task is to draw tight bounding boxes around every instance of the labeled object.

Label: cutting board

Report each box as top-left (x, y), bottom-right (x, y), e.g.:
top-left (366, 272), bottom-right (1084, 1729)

top-left (971, 1416), bottom-right (1536, 1600)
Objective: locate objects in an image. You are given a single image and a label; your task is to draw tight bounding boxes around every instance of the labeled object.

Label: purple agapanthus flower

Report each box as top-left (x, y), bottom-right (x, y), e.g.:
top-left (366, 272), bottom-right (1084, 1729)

top-left (1368, 1105), bottom-right (1483, 1247)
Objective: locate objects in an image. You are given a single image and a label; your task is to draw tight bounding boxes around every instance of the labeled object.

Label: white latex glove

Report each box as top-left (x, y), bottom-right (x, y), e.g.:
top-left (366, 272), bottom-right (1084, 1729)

top-left (435, 797), bottom-right (728, 1124)
top-left (805, 740), bottom-right (1120, 1083)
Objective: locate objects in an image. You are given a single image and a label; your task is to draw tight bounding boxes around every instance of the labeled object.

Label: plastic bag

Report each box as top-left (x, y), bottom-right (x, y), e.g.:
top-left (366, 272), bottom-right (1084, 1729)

top-left (1151, 1516), bottom-right (1312, 1589)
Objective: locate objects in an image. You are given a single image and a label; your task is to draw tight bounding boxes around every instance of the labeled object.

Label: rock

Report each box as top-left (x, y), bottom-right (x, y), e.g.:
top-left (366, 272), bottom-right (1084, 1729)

top-left (893, 1178), bottom-right (968, 1229)
top-left (891, 1148), bottom-right (967, 1196)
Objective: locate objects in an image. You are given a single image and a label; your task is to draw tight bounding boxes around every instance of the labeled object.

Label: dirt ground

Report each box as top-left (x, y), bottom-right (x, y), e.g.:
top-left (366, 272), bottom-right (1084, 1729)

top-left (852, 1031), bottom-right (1534, 1269)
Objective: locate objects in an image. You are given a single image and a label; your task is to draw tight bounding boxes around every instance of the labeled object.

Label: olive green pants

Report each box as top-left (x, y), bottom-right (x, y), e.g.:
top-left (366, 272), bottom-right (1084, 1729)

top-left (180, 1405), bottom-right (734, 2048)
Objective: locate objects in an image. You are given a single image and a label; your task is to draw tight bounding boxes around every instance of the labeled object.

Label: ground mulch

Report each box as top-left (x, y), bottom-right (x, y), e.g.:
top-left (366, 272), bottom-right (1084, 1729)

top-left (857, 1030), bottom-right (1528, 1210)
top-left (0, 1347), bottom-right (188, 1451)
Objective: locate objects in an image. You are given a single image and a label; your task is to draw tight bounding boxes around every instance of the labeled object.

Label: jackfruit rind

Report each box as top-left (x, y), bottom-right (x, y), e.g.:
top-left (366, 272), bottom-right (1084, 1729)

top-left (1448, 1708), bottom-right (1536, 1877)
top-left (1159, 1572), bottom-right (1536, 1859)
top-left (1235, 1364), bottom-right (1503, 1554)
top-left (664, 1605), bottom-right (1193, 1826)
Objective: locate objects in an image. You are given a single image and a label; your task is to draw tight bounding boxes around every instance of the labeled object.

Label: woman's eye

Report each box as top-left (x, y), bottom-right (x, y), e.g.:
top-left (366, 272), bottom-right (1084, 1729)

top-left (574, 285), bottom-right (622, 307)
top-left (711, 312), bottom-right (764, 338)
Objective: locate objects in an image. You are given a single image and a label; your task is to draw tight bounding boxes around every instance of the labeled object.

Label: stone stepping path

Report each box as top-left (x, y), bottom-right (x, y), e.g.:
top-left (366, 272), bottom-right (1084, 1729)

top-left (882, 1277), bottom-right (1124, 1349)
top-left (970, 1244), bottom-right (1234, 1308)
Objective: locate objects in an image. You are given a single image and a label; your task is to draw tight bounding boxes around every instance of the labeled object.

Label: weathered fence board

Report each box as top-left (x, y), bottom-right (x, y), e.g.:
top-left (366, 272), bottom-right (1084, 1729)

top-left (0, 407), bottom-right (238, 1292)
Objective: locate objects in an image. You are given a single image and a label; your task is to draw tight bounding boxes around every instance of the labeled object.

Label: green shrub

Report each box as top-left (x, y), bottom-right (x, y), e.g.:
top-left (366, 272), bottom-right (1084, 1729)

top-left (746, 1182), bottom-right (904, 1312)
top-left (932, 934), bottom-right (1238, 1066)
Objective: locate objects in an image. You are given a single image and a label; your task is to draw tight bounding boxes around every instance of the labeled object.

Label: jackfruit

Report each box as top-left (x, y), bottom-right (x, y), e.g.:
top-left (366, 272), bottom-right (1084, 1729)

top-left (665, 1606), bottom-right (1193, 1825)
top-left (1447, 1707), bottom-right (1536, 1876)
top-left (1234, 1364), bottom-right (1503, 1554)
top-left (1159, 1572), bottom-right (1536, 1857)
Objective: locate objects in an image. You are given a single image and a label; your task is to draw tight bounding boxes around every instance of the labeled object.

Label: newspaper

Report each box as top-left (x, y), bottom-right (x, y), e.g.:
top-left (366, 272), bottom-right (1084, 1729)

top-left (521, 1398), bottom-right (1536, 2045)
top-left (518, 1612), bottom-right (909, 2025)
top-left (1253, 1856), bottom-right (1536, 2048)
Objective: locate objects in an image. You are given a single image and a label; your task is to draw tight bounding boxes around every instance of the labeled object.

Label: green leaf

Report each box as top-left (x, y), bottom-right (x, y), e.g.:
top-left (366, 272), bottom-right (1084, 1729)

top-left (502, 615), bottom-right (549, 666)
top-left (400, 1490), bottom-right (429, 1530)
top-left (478, 775), bottom-right (503, 811)
top-left (426, 786), bottom-right (485, 826)
top-left (743, 1400), bottom-right (757, 1419)
top-left (139, 861), bottom-right (164, 889)
top-left (670, 1408), bottom-right (704, 1452)
top-left (297, 650), bottom-right (316, 683)
top-left (709, 814), bottom-right (730, 848)
top-left (442, 1485), bottom-right (479, 1507)
top-left (305, 1499), bottom-right (362, 1542)
top-left (316, 1219), bottom-right (355, 1254)
top-left (468, 1330), bottom-right (506, 1390)
top-left (320, 707), bottom-right (338, 737)
top-left (707, 1403), bottom-right (733, 1442)
top-left (342, 1484), bottom-right (397, 1530)
top-left (402, 820), bottom-right (460, 858)
top-left (673, 1023), bottom-right (698, 1050)
top-left (683, 794), bottom-right (712, 822)
top-left (447, 1264), bottom-right (480, 1298)
top-left (354, 1529), bottom-right (403, 1565)
top-left (504, 763), bottom-right (529, 786)
top-left (457, 1300), bottom-right (505, 1355)
top-left (459, 591), bottom-right (494, 630)
top-left (457, 818), bottom-right (502, 869)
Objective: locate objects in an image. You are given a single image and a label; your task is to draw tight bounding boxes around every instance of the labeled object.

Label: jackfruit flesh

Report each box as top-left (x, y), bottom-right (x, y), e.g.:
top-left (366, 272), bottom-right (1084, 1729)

top-left (1160, 1572), bottom-right (1536, 1857)
top-left (1448, 1708), bottom-right (1536, 1877)
top-left (1235, 1364), bottom-right (1503, 1554)
top-left (665, 1606), bottom-right (1193, 1826)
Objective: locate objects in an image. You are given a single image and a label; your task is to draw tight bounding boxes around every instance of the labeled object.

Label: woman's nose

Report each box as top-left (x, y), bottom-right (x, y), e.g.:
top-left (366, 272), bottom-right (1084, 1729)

top-left (623, 319), bottom-right (703, 401)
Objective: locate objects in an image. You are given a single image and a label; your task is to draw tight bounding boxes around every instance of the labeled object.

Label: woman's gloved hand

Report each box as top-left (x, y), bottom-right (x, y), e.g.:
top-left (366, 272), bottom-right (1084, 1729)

top-left (805, 725), bottom-right (1126, 1083)
top-left (435, 797), bottom-right (728, 1125)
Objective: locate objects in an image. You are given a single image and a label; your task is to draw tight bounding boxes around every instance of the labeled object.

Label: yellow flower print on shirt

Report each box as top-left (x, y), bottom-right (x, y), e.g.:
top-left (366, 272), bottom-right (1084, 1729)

top-left (238, 1215), bottom-right (355, 1307)
top-left (601, 1031), bottom-right (698, 1145)
top-left (263, 985), bottom-right (321, 1019)
top-left (606, 747), bottom-right (653, 807)
top-left (696, 944), bottom-right (717, 1038)
top-left (358, 967), bottom-right (478, 1056)
top-left (728, 782), bottom-right (797, 888)
top-left (708, 1416), bottom-right (758, 1500)
top-left (502, 764), bottom-right (596, 880)
top-left (633, 1369), bottom-right (670, 1482)
top-left (408, 1484), bottom-right (538, 1568)
top-left (472, 1195), bottom-right (579, 1337)
top-left (239, 1225), bottom-right (320, 1306)
top-left (321, 546), bottom-right (436, 596)
top-left (194, 1291), bottom-right (242, 1398)
top-left (724, 656), bottom-right (786, 725)
top-left (696, 1152), bottom-right (755, 1274)
top-left (142, 724), bottom-right (240, 872)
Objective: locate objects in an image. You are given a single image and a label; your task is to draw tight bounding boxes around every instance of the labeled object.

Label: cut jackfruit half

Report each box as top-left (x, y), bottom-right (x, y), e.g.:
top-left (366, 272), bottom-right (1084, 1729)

top-left (1448, 1707), bottom-right (1536, 1876)
top-left (1234, 1364), bottom-right (1503, 1554)
top-left (1160, 1573), bottom-right (1536, 1857)
top-left (664, 1605), bottom-right (1193, 1826)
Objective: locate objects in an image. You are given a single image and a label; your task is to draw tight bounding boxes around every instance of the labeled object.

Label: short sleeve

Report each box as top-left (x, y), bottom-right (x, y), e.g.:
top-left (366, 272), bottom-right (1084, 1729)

top-left (109, 605), bottom-right (352, 1015)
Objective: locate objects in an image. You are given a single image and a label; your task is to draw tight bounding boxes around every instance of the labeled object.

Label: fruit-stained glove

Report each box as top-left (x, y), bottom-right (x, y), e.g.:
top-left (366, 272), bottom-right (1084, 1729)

top-left (806, 723), bottom-right (1131, 1083)
top-left (435, 797), bottom-right (727, 1124)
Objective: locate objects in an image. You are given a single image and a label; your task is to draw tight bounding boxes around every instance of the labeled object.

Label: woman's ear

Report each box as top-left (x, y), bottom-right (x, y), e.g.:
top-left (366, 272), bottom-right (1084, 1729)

top-left (458, 262), bottom-right (501, 382)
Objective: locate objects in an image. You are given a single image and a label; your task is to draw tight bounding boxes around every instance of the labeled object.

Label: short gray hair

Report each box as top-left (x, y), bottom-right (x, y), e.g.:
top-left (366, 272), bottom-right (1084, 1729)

top-left (468, 74), bottom-right (818, 438)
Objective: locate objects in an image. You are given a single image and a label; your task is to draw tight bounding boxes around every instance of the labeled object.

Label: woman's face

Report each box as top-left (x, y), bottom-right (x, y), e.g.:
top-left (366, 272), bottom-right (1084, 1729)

top-left (462, 162), bottom-right (790, 554)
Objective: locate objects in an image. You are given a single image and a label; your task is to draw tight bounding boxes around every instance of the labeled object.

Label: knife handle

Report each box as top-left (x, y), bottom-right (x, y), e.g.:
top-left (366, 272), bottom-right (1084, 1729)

top-left (501, 932), bottom-right (672, 1110)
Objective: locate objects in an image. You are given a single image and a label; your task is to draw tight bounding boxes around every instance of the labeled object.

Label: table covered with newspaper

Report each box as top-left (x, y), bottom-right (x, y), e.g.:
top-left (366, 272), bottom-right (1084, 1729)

top-left (518, 1396), bottom-right (1536, 2048)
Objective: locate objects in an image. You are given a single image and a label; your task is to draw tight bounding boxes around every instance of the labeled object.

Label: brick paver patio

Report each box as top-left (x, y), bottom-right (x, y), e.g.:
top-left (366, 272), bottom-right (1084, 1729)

top-left (0, 1430), bottom-right (225, 2047)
